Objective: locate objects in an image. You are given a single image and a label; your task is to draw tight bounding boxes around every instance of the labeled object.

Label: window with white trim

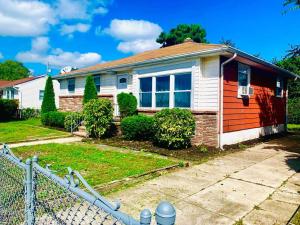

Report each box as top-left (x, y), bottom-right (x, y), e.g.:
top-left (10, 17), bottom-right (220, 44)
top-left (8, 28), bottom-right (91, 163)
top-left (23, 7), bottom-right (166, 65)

top-left (138, 72), bottom-right (192, 108)
top-left (237, 63), bottom-right (251, 97)
top-left (39, 90), bottom-right (44, 101)
top-left (93, 75), bottom-right (101, 93)
top-left (67, 78), bottom-right (75, 92)
top-left (276, 77), bottom-right (283, 97)
top-left (139, 77), bottom-right (152, 107)
top-left (156, 76), bottom-right (170, 107)
top-left (174, 73), bottom-right (191, 107)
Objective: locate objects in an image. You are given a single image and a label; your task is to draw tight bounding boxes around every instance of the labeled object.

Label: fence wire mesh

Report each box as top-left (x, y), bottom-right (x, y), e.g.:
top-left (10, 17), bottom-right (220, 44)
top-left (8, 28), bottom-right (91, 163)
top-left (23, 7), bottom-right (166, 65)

top-left (32, 168), bottom-right (124, 225)
top-left (0, 155), bottom-right (26, 225)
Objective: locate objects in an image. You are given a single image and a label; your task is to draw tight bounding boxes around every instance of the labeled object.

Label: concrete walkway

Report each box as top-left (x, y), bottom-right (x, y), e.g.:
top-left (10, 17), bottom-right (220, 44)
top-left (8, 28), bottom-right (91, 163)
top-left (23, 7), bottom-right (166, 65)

top-left (109, 136), bottom-right (300, 225)
top-left (4, 136), bottom-right (82, 148)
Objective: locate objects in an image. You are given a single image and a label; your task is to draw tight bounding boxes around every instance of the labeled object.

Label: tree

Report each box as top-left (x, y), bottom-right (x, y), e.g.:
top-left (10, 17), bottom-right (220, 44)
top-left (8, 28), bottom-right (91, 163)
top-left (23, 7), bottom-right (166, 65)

top-left (283, 0), bottom-right (300, 12)
top-left (83, 75), bottom-right (98, 104)
top-left (41, 76), bottom-right (57, 114)
top-left (156, 24), bottom-right (208, 47)
top-left (0, 60), bottom-right (30, 80)
top-left (220, 38), bottom-right (236, 48)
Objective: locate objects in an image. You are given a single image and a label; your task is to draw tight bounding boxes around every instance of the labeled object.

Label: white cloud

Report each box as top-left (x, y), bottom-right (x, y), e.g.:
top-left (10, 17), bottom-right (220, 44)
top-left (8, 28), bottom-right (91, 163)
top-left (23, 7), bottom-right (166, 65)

top-left (60, 23), bottom-right (91, 36)
top-left (16, 37), bottom-right (101, 69)
top-left (104, 19), bottom-right (162, 54)
top-left (0, 52), bottom-right (3, 59)
top-left (55, 0), bottom-right (89, 20)
top-left (117, 39), bottom-right (161, 54)
top-left (0, 0), bottom-right (56, 36)
top-left (94, 6), bottom-right (108, 15)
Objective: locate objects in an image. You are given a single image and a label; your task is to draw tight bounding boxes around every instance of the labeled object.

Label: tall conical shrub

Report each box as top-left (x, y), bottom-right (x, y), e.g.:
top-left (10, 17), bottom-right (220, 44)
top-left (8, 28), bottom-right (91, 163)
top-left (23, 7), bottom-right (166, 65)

top-left (83, 75), bottom-right (98, 104)
top-left (41, 76), bottom-right (56, 114)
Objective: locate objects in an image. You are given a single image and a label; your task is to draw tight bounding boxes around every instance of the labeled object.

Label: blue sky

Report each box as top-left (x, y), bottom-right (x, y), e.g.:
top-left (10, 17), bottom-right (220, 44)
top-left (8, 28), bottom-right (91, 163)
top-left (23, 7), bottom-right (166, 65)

top-left (0, 0), bottom-right (299, 76)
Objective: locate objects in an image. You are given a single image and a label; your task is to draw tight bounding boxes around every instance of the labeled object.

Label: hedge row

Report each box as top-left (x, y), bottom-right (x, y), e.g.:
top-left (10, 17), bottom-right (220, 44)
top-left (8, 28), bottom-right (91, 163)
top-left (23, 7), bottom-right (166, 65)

top-left (0, 99), bottom-right (18, 121)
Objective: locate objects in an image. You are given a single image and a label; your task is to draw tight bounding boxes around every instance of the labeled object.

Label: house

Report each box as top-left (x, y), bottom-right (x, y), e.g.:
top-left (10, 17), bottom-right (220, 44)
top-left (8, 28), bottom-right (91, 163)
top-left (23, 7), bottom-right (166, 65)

top-left (53, 39), bottom-right (299, 148)
top-left (0, 76), bottom-right (60, 109)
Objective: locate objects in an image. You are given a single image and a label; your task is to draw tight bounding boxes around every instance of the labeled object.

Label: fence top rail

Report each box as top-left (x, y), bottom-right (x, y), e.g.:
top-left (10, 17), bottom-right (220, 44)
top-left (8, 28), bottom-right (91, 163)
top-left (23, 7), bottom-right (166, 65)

top-left (0, 143), bottom-right (27, 170)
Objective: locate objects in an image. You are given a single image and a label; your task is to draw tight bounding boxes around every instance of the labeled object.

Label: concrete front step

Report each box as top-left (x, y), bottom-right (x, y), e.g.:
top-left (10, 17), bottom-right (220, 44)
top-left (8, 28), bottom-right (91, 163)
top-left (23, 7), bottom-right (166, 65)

top-left (73, 131), bottom-right (88, 138)
top-left (78, 126), bottom-right (86, 132)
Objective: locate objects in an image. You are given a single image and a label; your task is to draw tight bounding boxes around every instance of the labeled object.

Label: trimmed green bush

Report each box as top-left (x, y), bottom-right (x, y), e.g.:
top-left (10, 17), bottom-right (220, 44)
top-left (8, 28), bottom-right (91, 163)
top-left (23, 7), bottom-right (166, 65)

top-left (153, 108), bottom-right (195, 149)
top-left (41, 76), bottom-right (56, 114)
top-left (0, 99), bottom-right (18, 121)
top-left (83, 75), bottom-right (98, 105)
top-left (121, 114), bottom-right (155, 140)
top-left (83, 99), bottom-right (113, 138)
top-left (117, 92), bottom-right (137, 119)
top-left (64, 112), bottom-right (83, 132)
top-left (41, 111), bottom-right (68, 128)
top-left (21, 108), bottom-right (40, 120)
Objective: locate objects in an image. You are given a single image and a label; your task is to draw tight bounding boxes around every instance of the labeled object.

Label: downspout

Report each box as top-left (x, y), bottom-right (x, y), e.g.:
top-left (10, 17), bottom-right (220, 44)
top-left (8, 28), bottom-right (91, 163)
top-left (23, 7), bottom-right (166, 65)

top-left (219, 53), bottom-right (237, 149)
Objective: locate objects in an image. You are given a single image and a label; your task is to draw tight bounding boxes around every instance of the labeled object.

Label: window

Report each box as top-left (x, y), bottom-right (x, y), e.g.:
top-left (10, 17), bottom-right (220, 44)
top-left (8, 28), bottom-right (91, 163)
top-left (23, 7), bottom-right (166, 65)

top-left (6, 89), bottom-right (14, 99)
top-left (68, 78), bottom-right (75, 92)
top-left (174, 73), bottom-right (191, 107)
top-left (117, 75), bottom-right (128, 89)
top-left (39, 90), bottom-right (44, 101)
top-left (139, 77), bottom-right (152, 107)
top-left (156, 76), bottom-right (170, 107)
top-left (238, 63), bottom-right (250, 97)
top-left (94, 75), bottom-right (101, 92)
top-left (276, 77), bottom-right (283, 97)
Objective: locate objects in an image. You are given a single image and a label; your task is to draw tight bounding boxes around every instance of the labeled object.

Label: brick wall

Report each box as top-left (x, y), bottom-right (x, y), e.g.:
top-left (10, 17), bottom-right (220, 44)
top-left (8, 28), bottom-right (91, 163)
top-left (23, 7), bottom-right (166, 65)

top-left (59, 95), bottom-right (114, 112)
top-left (138, 109), bottom-right (219, 147)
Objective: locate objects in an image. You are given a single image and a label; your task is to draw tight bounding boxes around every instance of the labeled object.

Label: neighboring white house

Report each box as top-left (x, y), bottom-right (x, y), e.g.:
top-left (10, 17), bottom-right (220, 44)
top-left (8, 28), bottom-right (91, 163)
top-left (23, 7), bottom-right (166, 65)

top-left (0, 76), bottom-right (59, 109)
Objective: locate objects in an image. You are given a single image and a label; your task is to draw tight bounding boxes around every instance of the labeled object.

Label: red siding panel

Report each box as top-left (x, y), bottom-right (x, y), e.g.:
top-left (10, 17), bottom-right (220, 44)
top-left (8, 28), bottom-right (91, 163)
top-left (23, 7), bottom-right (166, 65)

top-left (223, 60), bottom-right (287, 133)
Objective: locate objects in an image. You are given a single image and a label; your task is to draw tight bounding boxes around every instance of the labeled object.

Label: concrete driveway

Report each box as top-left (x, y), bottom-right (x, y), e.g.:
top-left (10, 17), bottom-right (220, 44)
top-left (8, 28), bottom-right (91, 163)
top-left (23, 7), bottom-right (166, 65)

top-left (109, 134), bottom-right (300, 225)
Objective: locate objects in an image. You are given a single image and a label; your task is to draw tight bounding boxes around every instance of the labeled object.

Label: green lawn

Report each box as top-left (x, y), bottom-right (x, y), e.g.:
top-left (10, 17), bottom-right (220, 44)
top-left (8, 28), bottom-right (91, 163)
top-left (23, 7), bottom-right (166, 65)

top-left (13, 143), bottom-right (176, 187)
top-left (288, 124), bottom-right (300, 132)
top-left (0, 118), bottom-right (69, 143)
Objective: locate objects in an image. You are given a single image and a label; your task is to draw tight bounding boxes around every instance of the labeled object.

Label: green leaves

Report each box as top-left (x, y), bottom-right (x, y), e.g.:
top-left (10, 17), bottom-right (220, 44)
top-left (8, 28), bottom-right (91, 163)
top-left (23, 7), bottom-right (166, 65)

top-left (117, 92), bottom-right (137, 119)
top-left (83, 99), bottom-right (113, 138)
top-left (156, 24), bottom-right (208, 47)
top-left (83, 75), bottom-right (98, 105)
top-left (41, 76), bottom-right (56, 114)
top-left (0, 60), bottom-right (30, 81)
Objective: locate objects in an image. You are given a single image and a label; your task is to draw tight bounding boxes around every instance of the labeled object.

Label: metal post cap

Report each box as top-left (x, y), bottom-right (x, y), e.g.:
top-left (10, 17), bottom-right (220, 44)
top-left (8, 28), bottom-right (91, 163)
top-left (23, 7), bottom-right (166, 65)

top-left (140, 209), bottom-right (152, 224)
top-left (155, 201), bottom-right (176, 225)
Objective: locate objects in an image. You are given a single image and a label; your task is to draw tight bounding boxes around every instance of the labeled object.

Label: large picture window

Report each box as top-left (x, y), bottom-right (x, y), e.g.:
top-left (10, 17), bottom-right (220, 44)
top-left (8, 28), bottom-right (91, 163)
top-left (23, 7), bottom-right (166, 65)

top-left (94, 75), bottom-right (101, 92)
top-left (174, 73), bottom-right (191, 107)
top-left (156, 76), bottom-right (170, 107)
top-left (67, 78), bottom-right (75, 92)
top-left (139, 77), bottom-right (152, 107)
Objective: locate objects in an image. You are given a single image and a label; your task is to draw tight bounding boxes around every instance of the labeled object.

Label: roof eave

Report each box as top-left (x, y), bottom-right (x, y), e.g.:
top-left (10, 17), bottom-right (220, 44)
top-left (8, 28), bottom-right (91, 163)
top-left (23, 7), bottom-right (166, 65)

top-left (53, 47), bottom-right (228, 80)
top-left (226, 47), bottom-right (300, 79)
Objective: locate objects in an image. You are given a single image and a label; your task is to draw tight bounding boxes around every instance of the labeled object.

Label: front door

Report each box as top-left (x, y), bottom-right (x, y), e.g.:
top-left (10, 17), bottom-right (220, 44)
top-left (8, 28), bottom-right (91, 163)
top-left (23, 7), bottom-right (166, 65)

top-left (115, 74), bottom-right (129, 116)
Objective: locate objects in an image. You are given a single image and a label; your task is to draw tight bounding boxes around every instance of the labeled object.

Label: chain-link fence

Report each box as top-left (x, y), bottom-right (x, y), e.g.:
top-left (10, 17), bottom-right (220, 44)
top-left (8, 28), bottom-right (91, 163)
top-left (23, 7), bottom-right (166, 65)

top-left (0, 144), bottom-right (176, 225)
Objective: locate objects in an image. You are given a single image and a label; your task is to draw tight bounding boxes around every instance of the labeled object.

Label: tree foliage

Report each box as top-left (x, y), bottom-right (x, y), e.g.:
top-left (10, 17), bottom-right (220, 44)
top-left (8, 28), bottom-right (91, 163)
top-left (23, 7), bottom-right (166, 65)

top-left (0, 60), bottom-right (30, 80)
top-left (219, 38), bottom-right (236, 47)
top-left (83, 75), bottom-right (98, 104)
top-left (41, 76), bottom-right (57, 114)
top-left (117, 92), bottom-right (137, 119)
top-left (283, 0), bottom-right (300, 12)
top-left (156, 24), bottom-right (207, 47)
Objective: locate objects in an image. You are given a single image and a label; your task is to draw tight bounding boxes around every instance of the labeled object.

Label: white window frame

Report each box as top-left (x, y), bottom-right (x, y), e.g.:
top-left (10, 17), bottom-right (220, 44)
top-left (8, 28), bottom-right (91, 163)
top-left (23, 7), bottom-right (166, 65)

top-left (39, 90), bottom-right (44, 101)
top-left (276, 76), bottom-right (284, 98)
top-left (155, 75), bottom-right (170, 108)
top-left (237, 63), bottom-right (251, 98)
top-left (117, 74), bottom-right (128, 90)
top-left (138, 71), bottom-right (192, 109)
top-left (139, 77), bottom-right (152, 108)
top-left (67, 78), bottom-right (75, 93)
top-left (93, 75), bottom-right (101, 93)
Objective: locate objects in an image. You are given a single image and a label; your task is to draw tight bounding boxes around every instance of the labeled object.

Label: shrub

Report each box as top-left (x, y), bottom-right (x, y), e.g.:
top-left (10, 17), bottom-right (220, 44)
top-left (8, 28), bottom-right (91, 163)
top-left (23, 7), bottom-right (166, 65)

top-left (121, 114), bottom-right (155, 140)
top-left (83, 99), bottom-right (113, 138)
top-left (21, 108), bottom-right (40, 120)
top-left (117, 92), bottom-right (137, 119)
top-left (41, 76), bottom-right (57, 114)
top-left (64, 112), bottom-right (83, 132)
top-left (83, 75), bottom-right (98, 105)
top-left (41, 111), bottom-right (68, 128)
top-left (0, 99), bottom-right (18, 121)
top-left (153, 108), bottom-right (195, 149)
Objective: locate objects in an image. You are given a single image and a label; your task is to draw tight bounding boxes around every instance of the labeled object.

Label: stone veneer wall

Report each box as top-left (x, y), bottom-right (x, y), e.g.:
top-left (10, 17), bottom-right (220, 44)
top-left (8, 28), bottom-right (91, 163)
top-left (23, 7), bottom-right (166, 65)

top-left (59, 95), bottom-right (114, 112)
top-left (138, 109), bottom-right (219, 147)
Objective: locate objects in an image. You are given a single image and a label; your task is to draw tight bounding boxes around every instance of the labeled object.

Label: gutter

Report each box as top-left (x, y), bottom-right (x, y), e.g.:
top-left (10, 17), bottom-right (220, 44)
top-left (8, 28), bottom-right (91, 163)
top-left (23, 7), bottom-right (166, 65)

top-left (219, 53), bottom-right (237, 149)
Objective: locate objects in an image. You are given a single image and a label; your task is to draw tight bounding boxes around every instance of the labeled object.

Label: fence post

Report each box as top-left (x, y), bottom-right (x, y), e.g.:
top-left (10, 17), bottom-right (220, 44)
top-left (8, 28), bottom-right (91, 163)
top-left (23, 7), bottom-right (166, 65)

top-left (140, 209), bottom-right (152, 225)
top-left (155, 201), bottom-right (176, 225)
top-left (25, 158), bottom-right (34, 225)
